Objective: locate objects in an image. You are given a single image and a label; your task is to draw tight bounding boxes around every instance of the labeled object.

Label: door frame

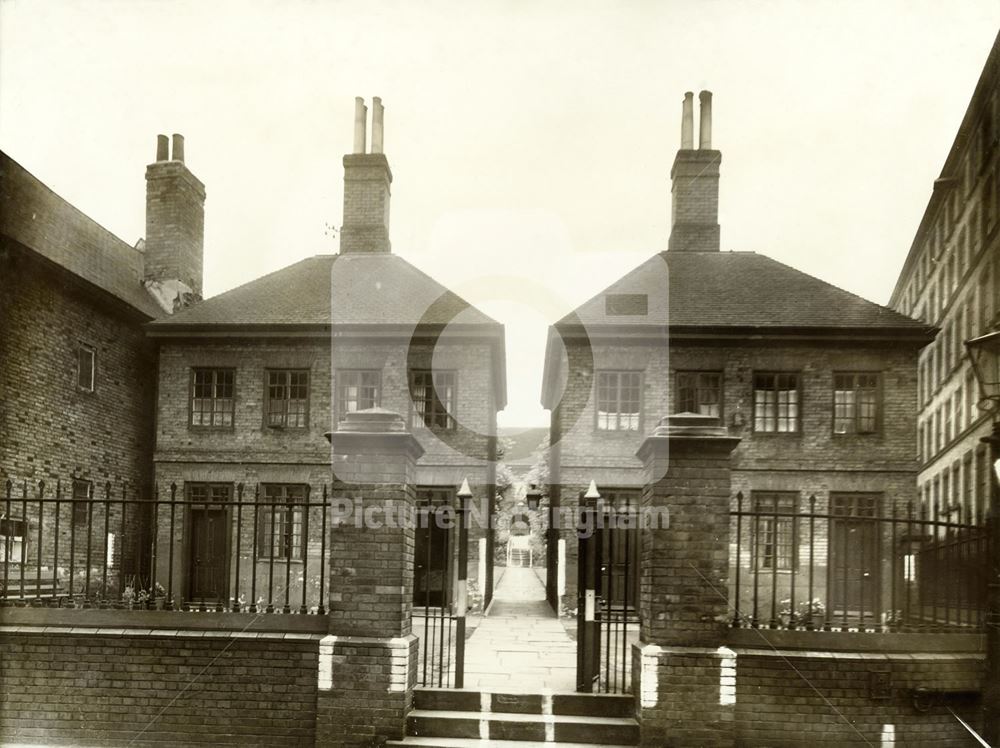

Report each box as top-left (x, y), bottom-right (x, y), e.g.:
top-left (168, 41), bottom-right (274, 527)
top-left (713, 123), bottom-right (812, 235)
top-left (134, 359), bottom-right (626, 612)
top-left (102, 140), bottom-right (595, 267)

top-left (828, 493), bottom-right (880, 618)
top-left (183, 484), bottom-right (233, 605)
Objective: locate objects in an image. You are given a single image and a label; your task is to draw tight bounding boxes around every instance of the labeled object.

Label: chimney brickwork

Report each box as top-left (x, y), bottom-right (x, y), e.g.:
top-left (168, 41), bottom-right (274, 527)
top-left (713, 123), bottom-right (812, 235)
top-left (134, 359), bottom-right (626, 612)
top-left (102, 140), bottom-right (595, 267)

top-left (340, 97), bottom-right (392, 254)
top-left (144, 134), bottom-right (206, 295)
top-left (668, 90), bottom-right (721, 253)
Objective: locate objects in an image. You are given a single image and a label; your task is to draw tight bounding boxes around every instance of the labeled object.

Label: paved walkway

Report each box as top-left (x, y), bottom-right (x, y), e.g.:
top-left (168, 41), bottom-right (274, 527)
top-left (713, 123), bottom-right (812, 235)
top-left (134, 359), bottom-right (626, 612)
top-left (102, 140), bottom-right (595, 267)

top-left (463, 566), bottom-right (577, 691)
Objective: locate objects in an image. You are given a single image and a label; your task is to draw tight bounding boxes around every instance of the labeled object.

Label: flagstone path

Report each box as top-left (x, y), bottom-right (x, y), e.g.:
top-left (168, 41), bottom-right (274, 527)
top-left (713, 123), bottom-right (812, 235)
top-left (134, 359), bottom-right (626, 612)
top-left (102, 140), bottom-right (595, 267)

top-left (462, 565), bottom-right (577, 691)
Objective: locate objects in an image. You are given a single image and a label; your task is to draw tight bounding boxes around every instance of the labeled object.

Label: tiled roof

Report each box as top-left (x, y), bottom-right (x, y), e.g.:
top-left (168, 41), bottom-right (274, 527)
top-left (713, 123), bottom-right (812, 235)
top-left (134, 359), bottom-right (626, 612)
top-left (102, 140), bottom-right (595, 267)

top-left (0, 151), bottom-right (163, 318)
top-left (557, 251), bottom-right (933, 333)
top-left (149, 253), bottom-right (501, 329)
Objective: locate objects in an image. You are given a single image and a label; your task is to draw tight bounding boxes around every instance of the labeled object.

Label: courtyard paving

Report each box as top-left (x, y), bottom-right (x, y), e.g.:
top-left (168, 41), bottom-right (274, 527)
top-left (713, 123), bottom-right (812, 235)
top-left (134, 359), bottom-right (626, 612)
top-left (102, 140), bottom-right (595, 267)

top-left (462, 565), bottom-right (577, 691)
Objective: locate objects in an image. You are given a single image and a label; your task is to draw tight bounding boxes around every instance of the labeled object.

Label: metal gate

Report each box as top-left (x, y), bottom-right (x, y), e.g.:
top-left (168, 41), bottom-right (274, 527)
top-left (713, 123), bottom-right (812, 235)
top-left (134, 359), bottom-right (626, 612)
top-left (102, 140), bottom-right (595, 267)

top-left (577, 489), bottom-right (638, 693)
top-left (414, 487), bottom-right (469, 688)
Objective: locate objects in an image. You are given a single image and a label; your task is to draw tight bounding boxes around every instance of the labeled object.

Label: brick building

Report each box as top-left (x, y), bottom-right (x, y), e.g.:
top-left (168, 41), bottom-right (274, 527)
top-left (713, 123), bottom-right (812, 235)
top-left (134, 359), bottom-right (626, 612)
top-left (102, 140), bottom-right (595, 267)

top-left (145, 99), bottom-right (506, 610)
top-left (540, 91), bottom-right (936, 615)
top-left (0, 137), bottom-right (203, 593)
top-left (889, 30), bottom-right (1000, 528)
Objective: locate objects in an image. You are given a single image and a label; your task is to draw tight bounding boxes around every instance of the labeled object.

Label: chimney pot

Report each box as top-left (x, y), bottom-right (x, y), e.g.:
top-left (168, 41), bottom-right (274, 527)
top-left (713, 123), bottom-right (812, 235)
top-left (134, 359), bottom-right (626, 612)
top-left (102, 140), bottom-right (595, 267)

top-left (353, 97), bottom-right (367, 154)
top-left (156, 135), bottom-right (169, 162)
top-left (171, 134), bottom-right (185, 163)
top-left (371, 97), bottom-right (385, 154)
top-left (681, 92), bottom-right (694, 150)
top-left (698, 90), bottom-right (713, 149)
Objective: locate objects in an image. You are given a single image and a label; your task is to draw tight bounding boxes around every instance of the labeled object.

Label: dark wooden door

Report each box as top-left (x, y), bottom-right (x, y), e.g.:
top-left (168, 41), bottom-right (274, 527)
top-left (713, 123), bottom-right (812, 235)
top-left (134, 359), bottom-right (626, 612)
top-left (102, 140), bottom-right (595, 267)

top-left (829, 494), bottom-right (879, 617)
top-left (414, 506), bottom-right (450, 608)
top-left (189, 508), bottom-right (229, 601)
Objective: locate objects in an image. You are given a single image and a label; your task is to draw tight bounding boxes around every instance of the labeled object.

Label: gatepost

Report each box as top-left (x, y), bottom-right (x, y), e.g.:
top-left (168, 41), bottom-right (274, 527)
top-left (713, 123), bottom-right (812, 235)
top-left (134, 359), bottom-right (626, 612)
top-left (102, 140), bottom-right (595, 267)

top-left (317, 408), bottom-right (423, 747)
top-left (633, 413), bottom-right (741, 747)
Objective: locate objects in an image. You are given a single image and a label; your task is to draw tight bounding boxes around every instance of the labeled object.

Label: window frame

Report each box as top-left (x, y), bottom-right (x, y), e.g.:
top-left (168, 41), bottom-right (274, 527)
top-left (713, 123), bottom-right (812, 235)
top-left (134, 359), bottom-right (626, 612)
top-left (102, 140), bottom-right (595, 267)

top-left (752, 372), bottom-right (802, 434)
top-left (675, 370), bottom-right (724, 422)
top-left (752, 491), bottom-right (799, 572)
top-left (189, 367), bottom-right (237, 430)
top-left (594, 370), bottom-right (643, 433)
top-left (257, 484), bottom-right (309, 562)
top-left (264, 368), bottom-right (310, 430)
top-left (77, 345), bottom-right (95, 392)
top-left (831, 372), bottom-right (882, 436)
top-left (72, 479), bottom-right (91, 526)
top-left (0, 516), bottom-right (27, 563)
top-left (337, 369), bottom-right (382, 422)
top-left (409, 369), bottom-right (458, 431)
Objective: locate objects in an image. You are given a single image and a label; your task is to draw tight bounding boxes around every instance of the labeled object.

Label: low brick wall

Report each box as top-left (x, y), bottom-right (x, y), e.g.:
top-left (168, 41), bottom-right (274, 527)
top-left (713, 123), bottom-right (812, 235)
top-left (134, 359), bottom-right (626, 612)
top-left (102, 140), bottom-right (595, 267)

top-left (633, 633), bottom-right (986, 747)
top-left (733, 648), bottom-right (983, 747)
top-left (0, 612), bottom-right (326, 746)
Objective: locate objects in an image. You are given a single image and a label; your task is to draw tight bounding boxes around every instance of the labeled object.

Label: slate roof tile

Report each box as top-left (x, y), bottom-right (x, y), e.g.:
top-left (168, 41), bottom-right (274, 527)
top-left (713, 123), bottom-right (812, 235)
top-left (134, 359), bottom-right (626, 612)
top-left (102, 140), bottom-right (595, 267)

top-left (558, 251), bottom-right (932, 333)
top-left (148, 253), bottom-right (500, 329)
top-left (1, 151), bottom-right (163, 318)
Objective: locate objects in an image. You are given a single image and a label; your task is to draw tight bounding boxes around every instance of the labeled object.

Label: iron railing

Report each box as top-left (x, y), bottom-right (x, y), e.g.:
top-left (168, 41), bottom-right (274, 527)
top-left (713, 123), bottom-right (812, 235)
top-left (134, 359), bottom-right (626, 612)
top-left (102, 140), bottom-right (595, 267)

top-left (0, 478), bottom-right (333, 614)
top-left (579, 496), bottom-right (638, 694)
top-left (730, 492), bottom-right (990, 632)
top-left (414, 502), bottom-right (460, 688)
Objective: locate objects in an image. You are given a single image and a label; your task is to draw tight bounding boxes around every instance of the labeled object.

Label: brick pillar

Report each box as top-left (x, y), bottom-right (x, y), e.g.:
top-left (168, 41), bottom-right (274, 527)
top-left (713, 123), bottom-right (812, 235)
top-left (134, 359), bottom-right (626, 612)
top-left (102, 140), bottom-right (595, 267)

top-left (633, 413), bottom-right (740, 747)
top-left (316, 409), bottom-right (422, 747)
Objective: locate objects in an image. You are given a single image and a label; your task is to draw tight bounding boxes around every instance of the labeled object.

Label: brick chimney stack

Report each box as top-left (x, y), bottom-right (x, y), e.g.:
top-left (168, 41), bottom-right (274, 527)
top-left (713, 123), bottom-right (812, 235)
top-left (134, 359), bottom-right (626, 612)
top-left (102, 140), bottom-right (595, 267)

top-left (144, 133), bottom-right (206, 296)
top-left (340, 96), bottom-right (392, 254)
top-left (668, 90), bottom-right (721, 253)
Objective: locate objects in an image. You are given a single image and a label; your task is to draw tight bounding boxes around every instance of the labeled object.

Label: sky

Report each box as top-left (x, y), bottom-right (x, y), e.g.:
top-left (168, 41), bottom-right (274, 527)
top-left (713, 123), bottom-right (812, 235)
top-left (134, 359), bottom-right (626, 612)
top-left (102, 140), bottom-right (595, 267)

top-left (1, 0), bottom-right (998, 427)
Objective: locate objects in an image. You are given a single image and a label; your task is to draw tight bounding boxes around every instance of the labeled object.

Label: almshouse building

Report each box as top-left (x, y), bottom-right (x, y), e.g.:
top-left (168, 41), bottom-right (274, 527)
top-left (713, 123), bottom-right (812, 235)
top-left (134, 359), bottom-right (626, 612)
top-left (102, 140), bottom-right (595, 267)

top-left (541, 92), bottom-right (937, 620)
top-left (0, 137), bottom-right (202, 595)
top-left (145, 99), bottom-right (506, 611)
top-left (889, 30), bottom-right (1000, 530)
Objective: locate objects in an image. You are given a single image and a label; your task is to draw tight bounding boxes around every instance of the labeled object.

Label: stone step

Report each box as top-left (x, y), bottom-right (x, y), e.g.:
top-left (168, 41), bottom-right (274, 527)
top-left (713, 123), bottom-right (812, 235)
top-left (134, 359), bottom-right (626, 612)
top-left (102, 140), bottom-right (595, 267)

top-left (406, 709), bottom-right (638, 745)
top-left (414, 688), bottom-right (634, 718)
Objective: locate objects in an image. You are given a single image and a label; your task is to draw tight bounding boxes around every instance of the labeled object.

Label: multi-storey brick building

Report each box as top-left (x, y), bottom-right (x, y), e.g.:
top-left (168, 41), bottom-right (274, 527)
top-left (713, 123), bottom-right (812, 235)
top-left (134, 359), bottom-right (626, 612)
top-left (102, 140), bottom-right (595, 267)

top-left (146, 99), bottom-right (506, 609)
top-left (541, 91), bottom-right (936, 615)
top-left (0, 135), bottom-right (204, 593)
top-left (889, 30), bottom-right (1000, 528)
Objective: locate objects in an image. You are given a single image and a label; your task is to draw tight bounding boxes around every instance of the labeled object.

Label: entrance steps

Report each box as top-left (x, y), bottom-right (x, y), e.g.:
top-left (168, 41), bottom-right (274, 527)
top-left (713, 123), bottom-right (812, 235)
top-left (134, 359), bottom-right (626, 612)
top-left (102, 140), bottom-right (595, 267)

top-left (387, 688), bottom-right (638, 747)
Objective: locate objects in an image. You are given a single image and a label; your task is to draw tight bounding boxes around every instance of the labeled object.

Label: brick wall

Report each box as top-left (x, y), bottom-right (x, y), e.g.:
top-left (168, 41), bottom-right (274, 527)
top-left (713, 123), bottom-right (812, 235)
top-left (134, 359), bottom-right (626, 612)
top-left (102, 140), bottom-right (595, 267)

top-left (733, 649), bottom-right (984, 746)
top-left (0, 626), bottom-right (320, 746)
top-left (632, 644), bottom-right (984, 747)
top-left (144, 160), bottom-right (206, 296)
top-left (154, 337), bottom-right (498, 604)
top-left (0, 252), bottom-right (155, 488)
top-left (551, 339), bottom-right (922, 609)
top-left (154, 338), bottom-right (497, 475)
top-left (0, 250), bottom-right (155, 583)
top-left (340, 153), bottom-right (392, 254)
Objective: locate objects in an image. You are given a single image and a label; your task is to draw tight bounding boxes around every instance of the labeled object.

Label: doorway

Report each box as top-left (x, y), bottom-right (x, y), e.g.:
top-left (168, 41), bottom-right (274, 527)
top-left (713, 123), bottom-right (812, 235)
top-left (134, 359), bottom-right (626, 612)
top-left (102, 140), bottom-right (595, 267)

top-left (188, 505), bottom-right (230, 602)
top-left (828, 493), bottom-right (879, 619)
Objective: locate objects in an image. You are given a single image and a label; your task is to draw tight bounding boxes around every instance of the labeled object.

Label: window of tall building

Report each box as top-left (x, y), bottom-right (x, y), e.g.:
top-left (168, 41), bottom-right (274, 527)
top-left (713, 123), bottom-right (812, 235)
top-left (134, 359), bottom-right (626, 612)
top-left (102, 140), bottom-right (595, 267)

top-left (753, 373), bottom-right (801, 433)
top-left (963, 453), bottom-right (974, 522)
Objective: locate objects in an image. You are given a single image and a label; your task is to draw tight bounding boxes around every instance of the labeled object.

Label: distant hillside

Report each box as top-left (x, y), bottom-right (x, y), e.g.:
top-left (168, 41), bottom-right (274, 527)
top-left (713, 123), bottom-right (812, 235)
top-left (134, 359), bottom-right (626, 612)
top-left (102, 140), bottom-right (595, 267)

top-left (497, 427), bottom-right (549, 465)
